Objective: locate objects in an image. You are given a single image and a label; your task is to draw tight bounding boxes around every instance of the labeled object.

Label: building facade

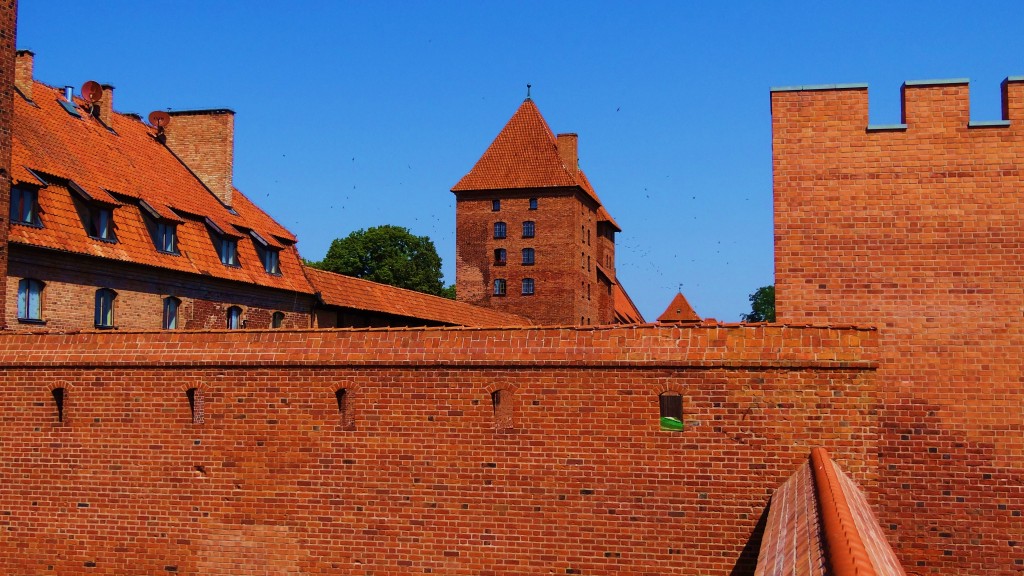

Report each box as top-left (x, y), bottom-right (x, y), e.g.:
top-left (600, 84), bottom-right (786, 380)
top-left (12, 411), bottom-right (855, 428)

top-left (452, 98), bottom-right (642, 326)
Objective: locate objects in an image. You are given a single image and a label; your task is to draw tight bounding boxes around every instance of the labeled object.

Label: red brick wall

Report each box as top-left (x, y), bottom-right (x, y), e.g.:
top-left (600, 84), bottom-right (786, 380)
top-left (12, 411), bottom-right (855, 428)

top-left (0, 324), bottom-right (877, 575)
top-left (772, 80), bottom-right (1024, 574)
top-left (455, 189), bottom-right (609, 325)
top-left (7, 245), bottom-right (312, 330)
top-left (0, 0), bottom-right (15, 329)
top-left (163, 109), bottom-right (235, 207)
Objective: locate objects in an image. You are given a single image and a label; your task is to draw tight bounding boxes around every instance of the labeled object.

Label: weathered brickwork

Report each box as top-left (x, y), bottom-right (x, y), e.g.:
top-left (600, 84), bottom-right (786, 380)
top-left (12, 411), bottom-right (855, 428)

top-left (456, 190), bottom-right (609, 325)
top-left (0, 324), bottom-right (877, 575)
top-left (7, 246), bottom-right (313, 330)
top-left (772, 79), bottom-right (1024, 574)
top-left (0, 0), bottom-right (14, 328)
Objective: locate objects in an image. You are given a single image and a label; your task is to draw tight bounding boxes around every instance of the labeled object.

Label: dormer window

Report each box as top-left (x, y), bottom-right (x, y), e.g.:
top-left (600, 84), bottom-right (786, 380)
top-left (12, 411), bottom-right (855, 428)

top-left (218, 237), bottom-right (238, 266)
top-left (10, 186), bottom-right (41, 226)
top-left (261, 248), bottom-right (280, 274)
top-left (140, 201), bottom-right (177, 254)
top-left (250, 231), bottom-right (281, 275)
top-left (88, 206), bottom-right (115, 241)
top-left (154, 222), bottom-right (176, 253)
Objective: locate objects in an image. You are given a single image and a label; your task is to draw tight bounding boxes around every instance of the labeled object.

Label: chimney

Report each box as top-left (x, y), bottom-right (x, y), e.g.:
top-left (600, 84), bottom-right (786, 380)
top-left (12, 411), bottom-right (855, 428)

top-left (14, 50), bottom-right (32, 100)
top-left (557, 132), bottom-right (578, 174)
top-left (162, 109), bottom-right (236, 207)
top-left (96, 83), bottom-right (115, 125)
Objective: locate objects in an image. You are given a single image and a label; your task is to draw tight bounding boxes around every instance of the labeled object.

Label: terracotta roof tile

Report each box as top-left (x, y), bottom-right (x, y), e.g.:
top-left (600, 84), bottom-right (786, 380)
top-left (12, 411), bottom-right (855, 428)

top-left (755, 448), bottom-right (907, 576)
top-left (657, 292), bottom-right (701, 323)
top-left (613, 282), bottom-right (645, 324)
top-left (305, 267), bottom-right (533, 327)
top-left (451, 100), bottom-right (609, 207)
top-left (11, 81), bottom-right (310, 294)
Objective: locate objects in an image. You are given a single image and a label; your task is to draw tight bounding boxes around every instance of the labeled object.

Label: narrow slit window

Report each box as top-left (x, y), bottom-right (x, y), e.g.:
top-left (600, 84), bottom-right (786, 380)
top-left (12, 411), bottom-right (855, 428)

top-left (162, 297), bottom-right (180, 330)
top-left (185, 387), bottom-right (204, 424)
top-left (52, 387), bottom-right (65, 423)
top-left (335, 388), bottom-right (354, 429)
top-left (492, 389), bottom-right (513, 432)
top-left (659, 393), bottom-right (683, 431)
top-left (227, 306), bottom-right (242, 329)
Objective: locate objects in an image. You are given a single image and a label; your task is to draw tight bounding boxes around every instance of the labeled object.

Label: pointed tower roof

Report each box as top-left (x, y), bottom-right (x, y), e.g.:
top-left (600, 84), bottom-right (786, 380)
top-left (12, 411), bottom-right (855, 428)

top-left (657, 292), bottom-right (701, 323)
top-left (452, 99), bottom-right (600, 205)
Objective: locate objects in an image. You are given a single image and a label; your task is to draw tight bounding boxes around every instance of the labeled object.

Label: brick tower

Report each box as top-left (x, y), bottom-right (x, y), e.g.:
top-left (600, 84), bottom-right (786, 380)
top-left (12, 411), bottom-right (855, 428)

top-left (452, 97), bottom-right (635, 326)
top-left (0, 0), bottom-right (15, 328)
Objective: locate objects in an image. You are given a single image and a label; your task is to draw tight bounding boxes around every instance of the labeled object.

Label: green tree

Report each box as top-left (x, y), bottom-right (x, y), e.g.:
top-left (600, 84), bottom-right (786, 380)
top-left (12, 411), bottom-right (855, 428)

top-left (741, 285), bottom-right (775, 322)
top-left (310, 225), bottom-right (453, 298)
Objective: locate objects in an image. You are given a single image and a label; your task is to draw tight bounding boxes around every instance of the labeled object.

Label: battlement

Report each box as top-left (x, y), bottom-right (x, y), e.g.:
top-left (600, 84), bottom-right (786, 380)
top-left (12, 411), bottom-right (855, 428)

top-left (771, 76), bottom-right (1024, 129)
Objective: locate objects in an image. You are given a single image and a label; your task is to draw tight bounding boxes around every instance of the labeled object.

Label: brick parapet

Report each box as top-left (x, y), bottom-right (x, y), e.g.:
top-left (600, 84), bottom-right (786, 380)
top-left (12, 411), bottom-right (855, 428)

top-left (0, 323), bottom-right (879, 368)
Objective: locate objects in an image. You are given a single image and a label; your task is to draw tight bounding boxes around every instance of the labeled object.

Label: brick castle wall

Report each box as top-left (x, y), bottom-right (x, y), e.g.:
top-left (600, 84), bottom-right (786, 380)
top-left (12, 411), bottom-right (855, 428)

top-left (455, 190), bottom-right (609, 325)
top-left (0, 0), bottom-right (15, 328)
top-left (772, 80), bottom-right (1024, 574)
top-left (7, 246), bottom-right (313, 330)
top-left (0, 324), bottom-right (877, 575)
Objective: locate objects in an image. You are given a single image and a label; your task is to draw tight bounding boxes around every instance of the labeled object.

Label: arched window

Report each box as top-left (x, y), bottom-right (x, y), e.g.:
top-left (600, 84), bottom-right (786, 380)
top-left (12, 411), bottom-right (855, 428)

top-left (493, 222), bottom-right (506, 239)
top-left (659, 392), bottom-right (683, 431)
top-left (162, 297), bottom-right (180, 329)
top-left (94, 289), bottom-right (116, 328)
top-left (521, 248), bottom-right (535, 265)
top-left (226, 306), bottom-right (242, 330)
top-left (271, 311), bottom-right (285, 328)
top-left (185, 387), bottom-right (204, 424)
top-left (52, 387), bottom-right (66, 423)
top-left (17, 278), bottom-right (43, 321)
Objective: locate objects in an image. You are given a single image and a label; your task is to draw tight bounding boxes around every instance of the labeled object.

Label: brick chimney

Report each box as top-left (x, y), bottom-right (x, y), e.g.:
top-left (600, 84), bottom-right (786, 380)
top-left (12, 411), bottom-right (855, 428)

top-left (162, 109), bottom-right (236, 207)
top-left (14, 49), bottom-right (31, 100)
top-left (96, 83), bottom-right (114, 125)
top-left (557, 132), bottom-right (578, 174)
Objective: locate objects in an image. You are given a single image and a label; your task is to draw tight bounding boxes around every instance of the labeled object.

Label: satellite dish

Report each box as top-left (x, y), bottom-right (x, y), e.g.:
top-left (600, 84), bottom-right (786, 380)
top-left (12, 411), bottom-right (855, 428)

top-left (81, 80), bottom-right (103, 104)
top-left (148, 111), bottom-right (171, 129)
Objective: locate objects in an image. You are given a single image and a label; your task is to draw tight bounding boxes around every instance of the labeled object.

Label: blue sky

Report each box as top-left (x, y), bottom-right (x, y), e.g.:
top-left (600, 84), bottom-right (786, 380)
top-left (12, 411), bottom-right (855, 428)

top-left (16, 1), bottom-right (1024, 321)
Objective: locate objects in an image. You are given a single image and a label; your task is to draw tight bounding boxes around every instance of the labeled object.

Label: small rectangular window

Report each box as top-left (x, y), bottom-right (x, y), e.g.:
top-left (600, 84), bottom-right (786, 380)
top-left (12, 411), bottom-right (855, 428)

top-left (522, 221), bottom-right (535, 238)
top-left (260, 247), bottom-right (281, 274)
top-left (494, 248), bottom-right (507, 265)
top-left (521, 278), bottom-right (534, 295)
top-left (660, 393), bottom-right (683, 431)
top-left (163, 297), bottom-right (180, 329)
top-left (493, 279), bottom-right (506, 296)
top-left (529, 198), bottom-right (538, 210)
top-left (17, 278), bottom-right (43, 321)
top-left (94, 289), bottom-right (116, 328)
top-left (153, 221), bottom-right (177, 253)
top-left (521, 248), bottom-right (534, 265)
top-left (492, 199), bottom-right (501, 211)
top-left (227, 306), bottom-right (242, 329)
top-left (494, 222), bottom-right (506, 239)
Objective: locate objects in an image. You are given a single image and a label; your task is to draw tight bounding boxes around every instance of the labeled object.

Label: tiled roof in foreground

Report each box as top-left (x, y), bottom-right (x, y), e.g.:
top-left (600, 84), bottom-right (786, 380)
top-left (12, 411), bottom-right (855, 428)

top-left (305, 266), bottom-right (533, 327)
top-left (755, 448), bottom-right (906, 576)
top-left (11, 79), bottom-right (312, 294)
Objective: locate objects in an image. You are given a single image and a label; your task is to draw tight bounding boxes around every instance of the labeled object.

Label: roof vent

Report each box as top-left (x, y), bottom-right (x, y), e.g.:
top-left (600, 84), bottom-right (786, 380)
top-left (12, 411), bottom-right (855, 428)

top-left (63, 86), bottom-right (74, 101)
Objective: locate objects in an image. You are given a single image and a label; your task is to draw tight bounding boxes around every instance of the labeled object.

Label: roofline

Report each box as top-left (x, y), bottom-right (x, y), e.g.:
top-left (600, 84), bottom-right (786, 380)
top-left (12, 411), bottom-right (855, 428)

top-left (166, 108), bottom-right (236, 116)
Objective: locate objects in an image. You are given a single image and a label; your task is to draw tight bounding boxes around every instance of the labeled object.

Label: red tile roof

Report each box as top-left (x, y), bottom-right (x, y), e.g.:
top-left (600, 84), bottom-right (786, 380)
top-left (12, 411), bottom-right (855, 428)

top-left (613, 282), bottom-right (645, 324)
top-left (451, 99), bottom-right (619, 231)
top-left (755, 448), bottom-right (907, 576)
top-left (657, 292), bottom-right (701, 323)
top-left (11, 81), bottom-right (312, 294)
top-left (305, 267), bottom-right (533, 327)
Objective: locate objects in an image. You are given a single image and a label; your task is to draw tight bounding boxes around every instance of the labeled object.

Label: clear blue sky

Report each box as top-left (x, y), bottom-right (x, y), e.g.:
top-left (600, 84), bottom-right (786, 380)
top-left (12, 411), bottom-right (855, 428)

top-left (16, 1), bottom-right (1024, 321)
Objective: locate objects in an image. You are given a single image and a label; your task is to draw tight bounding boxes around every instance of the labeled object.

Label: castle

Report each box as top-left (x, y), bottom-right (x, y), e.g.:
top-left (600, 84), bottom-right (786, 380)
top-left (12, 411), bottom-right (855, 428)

top-left (0, 2), bottom-right (1021, 575)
